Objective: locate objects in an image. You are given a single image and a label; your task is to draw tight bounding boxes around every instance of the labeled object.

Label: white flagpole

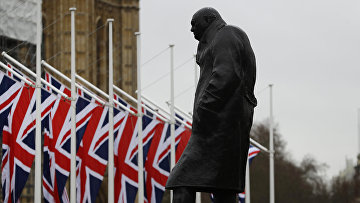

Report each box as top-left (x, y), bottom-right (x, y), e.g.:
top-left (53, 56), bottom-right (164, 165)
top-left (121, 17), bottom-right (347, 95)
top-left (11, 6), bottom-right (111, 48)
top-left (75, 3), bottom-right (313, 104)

top-left (194, 53), bottom-right (201, 203)
top-left (144, 97), bottom-right (190, 129)
top-left (165, 102), bottom-right (192, 122)
top-left (358, 109), bottom-right (360, 155)
top-left (34, 0), bottom-right (42, 202)
top-left (108, 18), bottom-right (115, 203)
top-left (169, 44), bottom-right (175, 203)
top-left (245, 158), bottom-right (250, 203)
top-left (2, 54), bottom-right (71, 99)
top-left (196, 192), bottom-right (201, 203)
top-left (269, 84), bottom-right (275, 203)
top-left (135, 32), bottom-right (144, 203)
top-left (0, 62), bottom-right (33, 87)
top-left (70, 7), bottom-right (77, 203)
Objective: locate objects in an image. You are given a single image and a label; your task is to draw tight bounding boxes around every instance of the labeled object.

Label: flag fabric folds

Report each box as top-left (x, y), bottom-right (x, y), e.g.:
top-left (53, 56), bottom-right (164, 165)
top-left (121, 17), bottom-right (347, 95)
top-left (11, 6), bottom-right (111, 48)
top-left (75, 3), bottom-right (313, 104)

top-left (248, 144), bottom-right (260, 164)
top-left (144, 122), bottom-right (170, 203)
top-left (76, 105), bottom-right (109, 203)
top-left (43, 71), bottom-right (72, 203)
top-left (0, 71), bottom-right (22, 138)
top-left (1, 72), bottom-right (57, 203)
top-left (114, 111), bottom-right (138, 203)
top-left (43, 72), bottom-right (107, 203)
top-left (144, 114), bottom-right (191, 203)
top-left (114, 97), bottom-right (160, 203)
top-left (0, 64), bottom-right (197, 203)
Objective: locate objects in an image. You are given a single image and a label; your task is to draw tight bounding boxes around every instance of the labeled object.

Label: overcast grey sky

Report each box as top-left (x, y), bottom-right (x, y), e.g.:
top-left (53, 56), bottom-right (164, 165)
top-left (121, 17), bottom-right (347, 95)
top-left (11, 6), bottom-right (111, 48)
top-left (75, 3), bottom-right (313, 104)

top-left (139, 0), bottom-right (360, 178)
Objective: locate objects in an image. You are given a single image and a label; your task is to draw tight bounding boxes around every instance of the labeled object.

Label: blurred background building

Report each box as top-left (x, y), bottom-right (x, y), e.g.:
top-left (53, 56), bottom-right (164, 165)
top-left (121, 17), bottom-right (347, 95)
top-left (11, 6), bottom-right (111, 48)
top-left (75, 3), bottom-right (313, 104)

top-left (1, 0), bottom-right (139, 94)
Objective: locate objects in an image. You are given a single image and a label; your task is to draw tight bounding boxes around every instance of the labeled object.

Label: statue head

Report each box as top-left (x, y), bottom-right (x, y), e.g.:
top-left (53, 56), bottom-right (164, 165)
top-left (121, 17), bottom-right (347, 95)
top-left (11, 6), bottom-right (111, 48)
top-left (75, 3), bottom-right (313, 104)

top-left (191, 7), bottom-right (222, 41)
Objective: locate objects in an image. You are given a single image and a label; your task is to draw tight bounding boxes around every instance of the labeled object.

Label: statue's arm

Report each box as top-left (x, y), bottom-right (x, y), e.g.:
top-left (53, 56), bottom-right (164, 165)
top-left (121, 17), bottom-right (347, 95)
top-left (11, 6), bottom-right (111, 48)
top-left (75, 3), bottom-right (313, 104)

top-left (198, 29), bottom-right (242, 114)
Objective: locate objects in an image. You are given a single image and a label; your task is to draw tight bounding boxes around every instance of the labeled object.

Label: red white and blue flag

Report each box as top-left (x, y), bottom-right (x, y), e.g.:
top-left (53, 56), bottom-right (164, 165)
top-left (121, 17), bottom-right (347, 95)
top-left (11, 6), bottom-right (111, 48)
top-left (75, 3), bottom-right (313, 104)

top-left (0, 71), bottom-right (23, 202)
top-left (4, 63), bottom-right (32, 83)
top-left (144, 122), bottom-right (169, 203)
top-left (43, 72), bottom-right (72, 203)
top-left (0, 64), bottom-right (197, 203)
top-left (248, 145), bottom-right (260, 164)
top-left (114, 97), bottom-right (160, 203)
top-left (76, 105), bottom-right (109, 203)
top-left (144, 114), bottom-right (191, 203)
top-left (42, 73), bottom-right (99, 203)
top-left (0, 71), bottom-right (22, 138)
top-left (1, 73), bottom-right (57, 203)
top-left (75, 86), bottom-right (131, 203)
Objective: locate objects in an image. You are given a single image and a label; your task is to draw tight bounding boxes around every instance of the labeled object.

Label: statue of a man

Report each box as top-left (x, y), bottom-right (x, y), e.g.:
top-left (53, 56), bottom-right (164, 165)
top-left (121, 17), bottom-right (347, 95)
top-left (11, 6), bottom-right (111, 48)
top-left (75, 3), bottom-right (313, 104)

top-left (165, 7), bottom-right (257, 203)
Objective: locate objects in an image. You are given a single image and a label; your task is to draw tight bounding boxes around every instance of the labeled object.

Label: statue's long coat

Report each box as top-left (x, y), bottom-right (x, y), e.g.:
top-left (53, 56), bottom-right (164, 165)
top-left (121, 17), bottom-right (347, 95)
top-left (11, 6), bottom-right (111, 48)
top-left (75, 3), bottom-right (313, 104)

top-left (165, 19), bottom-right (257, 192)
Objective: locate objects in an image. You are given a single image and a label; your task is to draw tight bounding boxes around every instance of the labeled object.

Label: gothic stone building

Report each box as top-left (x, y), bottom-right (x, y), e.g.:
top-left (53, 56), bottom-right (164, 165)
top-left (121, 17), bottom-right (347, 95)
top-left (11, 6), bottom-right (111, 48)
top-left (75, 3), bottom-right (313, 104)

top-left (1, 0), bottom-right (139, 95)
top-left (43, 0), bottom-right (139, 94)
top-left (0, 0), bottom-right (139, 202)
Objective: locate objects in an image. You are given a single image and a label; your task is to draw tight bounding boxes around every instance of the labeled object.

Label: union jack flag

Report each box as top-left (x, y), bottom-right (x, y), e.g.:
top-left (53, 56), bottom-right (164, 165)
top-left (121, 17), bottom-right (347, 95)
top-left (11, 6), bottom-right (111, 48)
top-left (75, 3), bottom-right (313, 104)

top-left (144, 122), bottom-right (169, 203)
top-left (2, 76), bottom-right (57, 203)
top-left (75, 93), bottom-right (126, 202)
top-left (43, 72), bottom-right (99, 203)
top-left (4, 63), bottom-right (31, 83)
top-left (248, 145), bottom-right (260, 164)
top-left (144, 114), bottom-right (191, 203)
top-left (76, 105), bottom-right (109, 203)
top-left (43, 72), bottom-right (71, 203)
top-left (114, 97), bottom-right (160, 203)
top-left (75, 86), bottom-right (138, 202)
top-left (0, 71), bottom-right (23, 202)
top-left (76, 83), bottom-right (104, 106)
top-left (0, 64), bottom-right (31, 169)
top-left (0, 71), bottom-right (22, 138)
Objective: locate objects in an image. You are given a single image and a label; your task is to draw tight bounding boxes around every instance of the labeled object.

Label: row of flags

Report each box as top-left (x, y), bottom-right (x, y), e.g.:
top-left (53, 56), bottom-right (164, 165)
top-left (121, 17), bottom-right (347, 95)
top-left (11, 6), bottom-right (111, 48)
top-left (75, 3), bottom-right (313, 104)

top-left (0, 63), bottom-right (260, 203)
top-left (0, 64), bottom-right (191, 203)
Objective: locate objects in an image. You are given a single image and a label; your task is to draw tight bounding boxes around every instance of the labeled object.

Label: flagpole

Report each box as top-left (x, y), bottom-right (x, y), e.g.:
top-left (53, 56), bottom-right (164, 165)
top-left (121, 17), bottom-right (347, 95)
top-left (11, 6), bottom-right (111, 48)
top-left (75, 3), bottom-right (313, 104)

top-left (111, 85), bottom-right (168, 122)
top-left (135, 32), bottom-right (144, 203)
top-left (169, 44), bottom-right (175, 203)
top-left (70, 7), bottom-right (77, 203)
top-left (358, 108), bottom-right (360, 155)
top-left (34, 0), bottom-right (42, 202)
top-left (269, 84), bottom-right (275, 203)
top-left (143, 95), bottom-right (191, 129)
top-left (108, 18), bottom-right (115, 203)
top-left (245, 158), bottom-right (250, 203)
top-left (0, 62), bottom-right (33, 87)
top-left (165, 101), bottom-right (192, 122)
top-left (2, 54), bottom-right (71, 99)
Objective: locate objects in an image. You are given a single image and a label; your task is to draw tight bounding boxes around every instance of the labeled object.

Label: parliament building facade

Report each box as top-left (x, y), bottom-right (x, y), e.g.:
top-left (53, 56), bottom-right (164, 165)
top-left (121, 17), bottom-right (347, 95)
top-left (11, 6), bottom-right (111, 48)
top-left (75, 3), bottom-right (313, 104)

top-left (0, 0), bottom-right (139, 202)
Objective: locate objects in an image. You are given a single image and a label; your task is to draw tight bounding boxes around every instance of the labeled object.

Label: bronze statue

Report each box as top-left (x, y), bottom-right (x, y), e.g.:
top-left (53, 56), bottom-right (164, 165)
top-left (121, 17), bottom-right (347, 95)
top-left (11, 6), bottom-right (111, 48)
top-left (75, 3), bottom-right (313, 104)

top-left (165, 7), bottom-right (257, 203)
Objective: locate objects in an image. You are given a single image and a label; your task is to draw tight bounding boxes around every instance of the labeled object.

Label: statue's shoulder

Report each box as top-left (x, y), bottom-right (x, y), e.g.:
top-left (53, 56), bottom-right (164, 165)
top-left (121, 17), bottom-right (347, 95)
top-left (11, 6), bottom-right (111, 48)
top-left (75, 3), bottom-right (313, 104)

top-left (216, 25), bottom-right (247, 42)
top-left (223, 25), bottom-right (248, 37)
top-left (217, 25), bottom-right (252, 47)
